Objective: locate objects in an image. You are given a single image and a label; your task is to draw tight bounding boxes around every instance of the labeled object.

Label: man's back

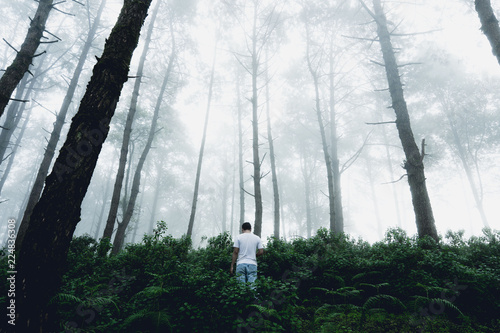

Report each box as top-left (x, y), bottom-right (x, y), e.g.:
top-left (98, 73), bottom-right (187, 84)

top-left (234, 233), bottom-right (262, 266)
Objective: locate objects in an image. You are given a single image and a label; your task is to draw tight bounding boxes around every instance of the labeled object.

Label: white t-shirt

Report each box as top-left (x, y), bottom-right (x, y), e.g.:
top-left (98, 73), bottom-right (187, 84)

top-left (233, 232), bottom-right (263, 266)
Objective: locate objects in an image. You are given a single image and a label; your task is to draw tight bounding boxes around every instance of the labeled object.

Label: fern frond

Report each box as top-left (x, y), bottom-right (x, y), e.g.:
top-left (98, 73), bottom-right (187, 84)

top-left (50, 293), bottom-right (83, 304)
top-left (249, 304), bottom-right (281, 320)
top-left (362, 294), bottom-right (406, 311)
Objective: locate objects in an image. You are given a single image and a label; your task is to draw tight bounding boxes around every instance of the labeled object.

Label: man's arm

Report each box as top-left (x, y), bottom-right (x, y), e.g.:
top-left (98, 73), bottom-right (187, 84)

top-left (230, 247), bottom-right (239, 274)
top-left (256, 248), bottom-right (264, 257)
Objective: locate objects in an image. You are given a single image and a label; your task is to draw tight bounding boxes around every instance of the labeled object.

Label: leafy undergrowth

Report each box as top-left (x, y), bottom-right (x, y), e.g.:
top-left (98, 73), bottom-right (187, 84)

top-left (3, 223), bottom-right (499, 332)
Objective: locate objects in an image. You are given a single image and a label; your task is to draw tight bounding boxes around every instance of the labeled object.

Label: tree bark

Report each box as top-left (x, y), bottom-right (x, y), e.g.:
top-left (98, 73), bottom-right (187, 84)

top-left (0, 98), bottom-right (32, 195)
top-left (475, 0), bottom-right (500, 65)
top-left (15, 1), bottom-right (153, 330)
top-left (187, 40), bottom-right (216, 237)
top-left (265, 51), bottom-right (280, 239)
top-left (237, 70), bottom-right (245, 227)
top-left (16, 0), bottom-right (108, 249)
top-left (369, 0), bottom-right (438, 241)
top-left (305, 21), bottom-right (336, 233)
top-left (103, 0), bottom-right (161, 241)
top-left (251, 3), bottom-right (264, 237)
top-left (113, 43), bottom-right (175, 254)
top-left (0, 0), bottom-right (54, 119)
top-left (0, 75), bottom-right (29, 167)
top-left (329, 47), bottom-right (344, 233)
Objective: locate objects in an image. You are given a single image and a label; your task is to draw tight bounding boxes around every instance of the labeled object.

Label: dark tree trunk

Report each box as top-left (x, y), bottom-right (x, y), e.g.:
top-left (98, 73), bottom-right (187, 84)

top-left (187, 41), bottom-right (216, 237)
top-left (113, 45), bottom-right (174, 254)
top-left (475, 0), bottom-right (500, 65)
top-left (0, 0), bottom-right (54, 118)
top-left (15, 1), bottom-right (153, 330)
top-left (369, 0), bottom-right (438, 241)
top-left (16, 0), bottom-right (108, 249)
top-left (103, 0), bottom-right (161, 240)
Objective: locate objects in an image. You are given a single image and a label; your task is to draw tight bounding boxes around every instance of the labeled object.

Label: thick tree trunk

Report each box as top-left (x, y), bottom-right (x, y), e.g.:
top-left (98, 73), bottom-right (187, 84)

top-left (370, 0), bottom-right (438, 241)
top-left (187, 41), bottom-right (216, 237)
top-left (0, 0), bottom-right (54, 119)
top-left (103, 0), bottom-right (161, 240)
top-left (251, 4), bottom-right (263, 237)
top-left (16, 0), bottom-right (108, 249)
top-left (113, 45), bottom-right (174, 254)
top-left (475, 0), bottom-right (500, 65)
top-left (15, 1), bottom-right (153, 330)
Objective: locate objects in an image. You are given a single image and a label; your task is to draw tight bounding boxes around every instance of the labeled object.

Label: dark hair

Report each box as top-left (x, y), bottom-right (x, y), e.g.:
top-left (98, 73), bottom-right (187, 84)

top-left (242, 222), bottom-right (251, 231)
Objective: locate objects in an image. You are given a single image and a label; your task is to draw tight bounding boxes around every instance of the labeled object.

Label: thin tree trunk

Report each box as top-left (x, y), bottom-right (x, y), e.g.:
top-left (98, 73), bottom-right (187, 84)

top-left (148, 161), bottom-right (162, 234)
top-left (113, 44), bottom-right (175, 254)
top-left (16, 0), bottom-right (108, 249)
top-left (265, 51), bottom-right (280, 239)
top-left (0, 75), bottom-right (29, 166)
top-left (0, 100), bottom-right (33, 198)
top-left (475, 0), bottom-right (500, 65)
top-left (305, 22), bottom-right (336, 233)
top-left (15, 1), bottom-right (153, 330)
top-left (237, 70), bottom-right (245, 227)
top-left (103, 0), bottom-right (161, 240)
top-left (329, 47), bottom-right (344, 232)
top-left (368, 0), bottom-right (438, 241)
top-left (131, 177), bottom-right (147, 243)
top-left (94, 173), bottom-right (112, 240)
top-left (444, 107), bottom-right (490, 228)
top-left (187, 41), bottom-right (217, 237)
top-left (0, 0), bottom-right (54, 118)
top-left (251, 3), bottom-right (263, 237)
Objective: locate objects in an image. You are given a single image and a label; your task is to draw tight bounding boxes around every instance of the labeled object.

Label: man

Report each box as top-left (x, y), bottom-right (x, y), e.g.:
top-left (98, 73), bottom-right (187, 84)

top-left (230, 222), bottom-right (264, 286)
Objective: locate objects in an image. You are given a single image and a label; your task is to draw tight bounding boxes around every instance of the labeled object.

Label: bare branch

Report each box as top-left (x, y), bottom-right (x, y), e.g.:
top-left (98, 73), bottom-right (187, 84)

top-left (366, 120), bottom-right (396, 125)
top-left (342, 35), bottom-right (378, 42)
top-left (391, 29), bottom-right (442, 37)
top-left (9, 98), bottom-right (30, 103)
top-left (382, 174), bottom-right (407, 185)
top-left (3, 38), bottom-right (19, 53)
top-left (369, 59), bottom-right (385, 67)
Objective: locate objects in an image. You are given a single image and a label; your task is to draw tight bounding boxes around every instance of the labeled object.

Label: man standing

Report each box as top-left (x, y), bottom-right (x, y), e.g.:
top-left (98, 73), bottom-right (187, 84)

top-left (231, 222), bottom-right (264, 286)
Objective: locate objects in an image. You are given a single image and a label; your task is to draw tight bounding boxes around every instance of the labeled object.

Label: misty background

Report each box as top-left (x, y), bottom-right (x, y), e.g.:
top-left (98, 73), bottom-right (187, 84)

top-left (1, 0), bottom-right (499, 248)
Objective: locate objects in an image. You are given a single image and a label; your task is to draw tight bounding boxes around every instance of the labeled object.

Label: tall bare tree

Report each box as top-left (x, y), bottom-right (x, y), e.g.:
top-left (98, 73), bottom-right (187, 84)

top-left (15, 0), bottom-right (153, 330)
top-left (113, 34), bottom-right (176, 253)
top-left (0, 0), bottom-right (54, 119)
top-left (16, 0), bottom-right (108, 249)
top-left (361, 0), bottom-right (438, 241)
top-left (103, 0), bottom-right (162, 241)
top-left (187, 40), bottom-right (217, 237)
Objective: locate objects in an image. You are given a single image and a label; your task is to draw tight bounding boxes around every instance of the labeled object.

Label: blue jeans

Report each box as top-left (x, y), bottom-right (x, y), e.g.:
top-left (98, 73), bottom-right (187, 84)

top-left (235, 263), bottom-right (257, 288)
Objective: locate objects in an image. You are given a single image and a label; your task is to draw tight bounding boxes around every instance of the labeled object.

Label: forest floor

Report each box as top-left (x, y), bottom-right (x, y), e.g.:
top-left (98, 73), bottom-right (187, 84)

top-left (2, 224), bottom-right (500, 332)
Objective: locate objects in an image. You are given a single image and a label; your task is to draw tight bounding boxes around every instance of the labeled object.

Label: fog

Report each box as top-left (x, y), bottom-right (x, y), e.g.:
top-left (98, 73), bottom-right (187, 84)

top-left (1, 0), bottom-right (500, 248)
